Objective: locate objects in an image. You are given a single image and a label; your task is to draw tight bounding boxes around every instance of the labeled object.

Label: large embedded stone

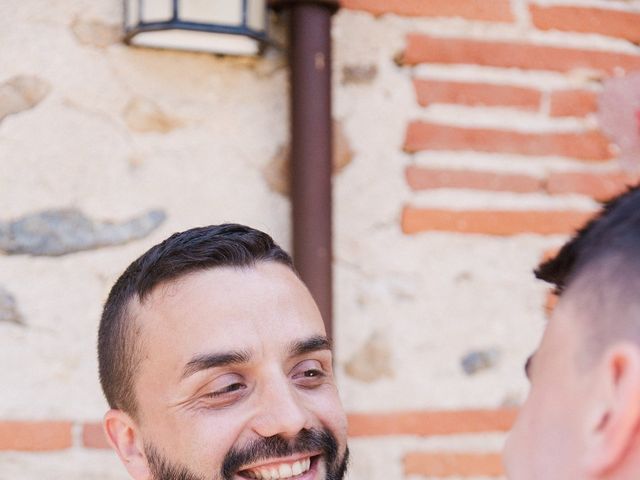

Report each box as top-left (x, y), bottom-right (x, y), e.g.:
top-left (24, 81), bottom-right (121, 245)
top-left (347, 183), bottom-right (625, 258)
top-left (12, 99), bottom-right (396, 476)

top-left (342, 64), bottom-right (378, 85)
top-left (461, 348), bottom-right (501, 375)
top-left (0, 75), bottom-right (51, 123)
top-left (344, 331), bottom-right (393, 383)
top-left (333, 119), bottom-right (354, 173)
top-left (263, 144), bottom-right (290, 196)
top-left (263, 120), bottom-right (353, 195)
top-left (123, 97), bottom-right (182, 133)
top-left (70, 18), bottom-right (121, 48)
top-left (0, 209), bottom-right (166, 256)
top-left (0, 286), bottom-right (23, 325)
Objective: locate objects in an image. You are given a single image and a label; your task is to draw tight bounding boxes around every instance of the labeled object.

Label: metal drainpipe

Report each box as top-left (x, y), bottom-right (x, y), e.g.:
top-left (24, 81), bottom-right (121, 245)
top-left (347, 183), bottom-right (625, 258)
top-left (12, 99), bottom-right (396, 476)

top-left (271, 0), bottom-right (338, 339)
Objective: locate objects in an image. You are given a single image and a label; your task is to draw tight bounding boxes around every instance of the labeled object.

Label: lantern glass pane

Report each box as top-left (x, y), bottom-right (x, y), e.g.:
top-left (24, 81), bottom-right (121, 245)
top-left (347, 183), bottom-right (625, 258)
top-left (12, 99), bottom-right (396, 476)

top-left (141, 0), bottom-right (173, 22)
top-left (130, 29), bottom-right (260, 55)
top-left (247, 0), bottom-right (266, 31)
top-left (124, 0), bottom-right (140, 28)
top-left (180, 0), bottom-right (242, 26)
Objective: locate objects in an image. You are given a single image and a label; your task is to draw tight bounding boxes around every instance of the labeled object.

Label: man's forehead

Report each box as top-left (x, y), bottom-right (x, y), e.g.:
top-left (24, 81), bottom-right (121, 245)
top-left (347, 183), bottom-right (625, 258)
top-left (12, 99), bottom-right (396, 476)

top-left (134, 265), bottom-right (290, 315)
top-left (133, 263), bottom-right (325, 352)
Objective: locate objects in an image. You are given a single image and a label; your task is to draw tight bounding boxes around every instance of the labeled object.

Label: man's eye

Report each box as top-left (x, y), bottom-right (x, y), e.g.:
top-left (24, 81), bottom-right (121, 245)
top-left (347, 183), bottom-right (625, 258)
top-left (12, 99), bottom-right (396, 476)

top-left (196, 382), bottom-right (246, 410)
top-left (293, 369), bottom-right (325, 387)
top-left (207, 383), bottom-right (246, 397)
top-left (292, 359), bottom-right (328, 387)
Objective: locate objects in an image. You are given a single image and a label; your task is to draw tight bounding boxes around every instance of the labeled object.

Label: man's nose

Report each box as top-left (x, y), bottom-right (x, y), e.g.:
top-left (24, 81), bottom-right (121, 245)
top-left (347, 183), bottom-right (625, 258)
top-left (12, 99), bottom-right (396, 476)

top-left (250, 374), bottom-right (313, 439)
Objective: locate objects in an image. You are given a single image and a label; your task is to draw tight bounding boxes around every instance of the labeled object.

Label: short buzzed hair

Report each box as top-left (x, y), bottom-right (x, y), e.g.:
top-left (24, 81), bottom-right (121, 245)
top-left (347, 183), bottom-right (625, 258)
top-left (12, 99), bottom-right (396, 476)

top-left (98, 224), bottom-right (294, 417)
top-left (536, 185), bottom-right (640, 355)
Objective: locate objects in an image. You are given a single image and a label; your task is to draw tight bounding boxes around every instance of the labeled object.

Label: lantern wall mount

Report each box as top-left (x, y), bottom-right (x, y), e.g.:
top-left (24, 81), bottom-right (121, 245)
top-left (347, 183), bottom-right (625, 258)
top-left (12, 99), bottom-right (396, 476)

top-left (124, 0), bottom-right (271, 56)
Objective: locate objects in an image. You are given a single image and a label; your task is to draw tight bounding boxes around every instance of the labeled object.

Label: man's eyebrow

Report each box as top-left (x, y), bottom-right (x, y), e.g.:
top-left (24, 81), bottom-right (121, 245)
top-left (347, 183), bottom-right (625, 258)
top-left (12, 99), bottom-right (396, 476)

top-left (289, 335), bottom-right (332, 357)
top-left (181, 350), bottom-right (251, 380)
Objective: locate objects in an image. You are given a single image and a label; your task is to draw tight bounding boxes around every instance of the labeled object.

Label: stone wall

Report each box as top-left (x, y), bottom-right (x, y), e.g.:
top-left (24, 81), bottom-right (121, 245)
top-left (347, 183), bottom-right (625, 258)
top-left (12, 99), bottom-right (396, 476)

top-left (2, 0), bottom-right (640, 479)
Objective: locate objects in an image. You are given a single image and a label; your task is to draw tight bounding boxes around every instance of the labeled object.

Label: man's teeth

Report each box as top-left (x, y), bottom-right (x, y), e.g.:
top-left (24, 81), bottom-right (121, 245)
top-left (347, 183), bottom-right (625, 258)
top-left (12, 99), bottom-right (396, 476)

top-left (244, 457), bottom-right (311, 479)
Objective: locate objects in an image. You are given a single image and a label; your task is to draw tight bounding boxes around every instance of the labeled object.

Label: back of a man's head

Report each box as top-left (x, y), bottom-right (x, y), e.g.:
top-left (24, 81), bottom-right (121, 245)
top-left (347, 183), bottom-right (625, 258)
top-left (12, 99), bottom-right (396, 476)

top-left (98, 223), bottom-right (294, 417)
top-left (504, 185), bottom-right (640, 480)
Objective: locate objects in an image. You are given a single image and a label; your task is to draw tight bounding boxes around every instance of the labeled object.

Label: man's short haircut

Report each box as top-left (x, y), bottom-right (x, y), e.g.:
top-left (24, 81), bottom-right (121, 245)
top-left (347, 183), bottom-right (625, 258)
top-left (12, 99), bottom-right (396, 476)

top-left (98, 223), bottom-right (295, 417)
top-left (536, 185), bottom-right (640, 293)
top-left (536, 185), bottom-right (640, 355)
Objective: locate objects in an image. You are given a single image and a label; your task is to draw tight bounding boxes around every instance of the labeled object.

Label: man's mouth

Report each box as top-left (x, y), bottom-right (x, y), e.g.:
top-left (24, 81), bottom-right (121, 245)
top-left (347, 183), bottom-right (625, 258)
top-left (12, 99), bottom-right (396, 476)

top-left (238, 455), bottom-right (318, 480)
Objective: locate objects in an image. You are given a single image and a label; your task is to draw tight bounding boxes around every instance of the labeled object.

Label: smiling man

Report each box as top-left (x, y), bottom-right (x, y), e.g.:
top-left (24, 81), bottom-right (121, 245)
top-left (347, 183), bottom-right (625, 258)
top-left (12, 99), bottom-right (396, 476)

top-left (503, 187), bottom-right (640, 479)
top-left (98, 224), bottom-right (349, 480)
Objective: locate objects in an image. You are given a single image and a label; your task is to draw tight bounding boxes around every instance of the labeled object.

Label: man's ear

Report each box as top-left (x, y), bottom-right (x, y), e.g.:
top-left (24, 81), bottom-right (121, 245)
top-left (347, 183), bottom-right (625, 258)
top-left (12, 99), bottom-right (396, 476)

top-left (583, 343), bottom-right (640, 476)
top-left (104, 409), bottom-right (151, 480)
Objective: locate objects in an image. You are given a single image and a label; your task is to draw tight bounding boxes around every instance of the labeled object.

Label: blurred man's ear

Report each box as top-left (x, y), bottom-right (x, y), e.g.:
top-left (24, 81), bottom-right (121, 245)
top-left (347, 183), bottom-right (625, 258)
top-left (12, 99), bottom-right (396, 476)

top-left (104, 409), bottom-right (151, 480)
top-left (583, 343), bottom-right (640, 476)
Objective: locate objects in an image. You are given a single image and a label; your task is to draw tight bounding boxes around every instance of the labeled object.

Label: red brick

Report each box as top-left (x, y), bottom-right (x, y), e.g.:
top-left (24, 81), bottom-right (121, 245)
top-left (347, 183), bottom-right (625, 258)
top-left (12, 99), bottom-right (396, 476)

top-left (404, 121), bottom-right (613, 161)
top-left (405, 452), bottom-right (504, 477)
top-left (0, 421), bottom-right (72, 451)
top-left (348, 409), bottom-right (518, 436)
top-left (550, 89), bottom-right (599, 117)
top-left (82, 422), bottom-right (110, 449)
top-left (406, 166), bottom-right (543, 193)
top-left (531, 5), bottom-right (640, 44)
top-left (402, 34), bottom-right (640, 74)
top-left (546, 171), bottom-right (639, 201)
top-left (413, 79), bottom-right (541, 110)
top-left (340, 0), bottom-right (514, 22)
top-left (402, 207), bottom-right (595, 235)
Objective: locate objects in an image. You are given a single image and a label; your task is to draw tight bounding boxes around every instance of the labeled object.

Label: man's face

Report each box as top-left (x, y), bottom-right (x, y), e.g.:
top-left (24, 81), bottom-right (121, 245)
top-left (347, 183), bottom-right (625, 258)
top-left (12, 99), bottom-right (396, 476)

top-left (128, 262), bottom-right (348, 480)
top-left (503, 292), bottom-right (596, 479)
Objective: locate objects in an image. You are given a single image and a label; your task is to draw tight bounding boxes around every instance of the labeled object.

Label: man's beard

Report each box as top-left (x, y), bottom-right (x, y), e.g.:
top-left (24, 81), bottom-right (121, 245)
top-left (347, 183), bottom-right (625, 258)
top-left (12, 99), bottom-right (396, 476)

top-left (145, 428), bottom-right (349, 480)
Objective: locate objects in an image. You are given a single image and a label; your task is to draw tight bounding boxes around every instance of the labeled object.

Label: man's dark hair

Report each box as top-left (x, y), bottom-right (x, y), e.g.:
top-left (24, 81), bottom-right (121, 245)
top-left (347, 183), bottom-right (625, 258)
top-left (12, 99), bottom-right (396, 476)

top-left (98, 223), bottom-right (295, 417)
top-left (536, 185), bottom-right (640, 293)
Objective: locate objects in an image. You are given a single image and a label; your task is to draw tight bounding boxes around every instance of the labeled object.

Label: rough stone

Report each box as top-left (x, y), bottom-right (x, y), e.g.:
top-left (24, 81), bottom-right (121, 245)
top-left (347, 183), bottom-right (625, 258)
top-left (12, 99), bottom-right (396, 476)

top-left (342, 64), bottom-right (378, 84)
top-left (263, 144), bottom-right (290, 196)
top-left (344, 331), bottom-right (394, 383)
top-left (127, 154), bottom-right (145, 169)
top-left (0, 76), bottom-right (51, 123)
top-left (333, 120), bottom-right (353, 173)
top-left (0, 286), bottom-right (23, 325)
top-left (263, 120), bottom-right (353, 195)
top-left (252, 50), bottom-right (288, 78)
top-left (123, 97), bottom-right (182, 133)
top-left (461, 348), bottom-right (501, 376)
top-left (70, 18), bottom-right (121, 48)
top-left (0, 209), bottom-right (166, 256)
top-left (455, 271), bottom-right (473, 284)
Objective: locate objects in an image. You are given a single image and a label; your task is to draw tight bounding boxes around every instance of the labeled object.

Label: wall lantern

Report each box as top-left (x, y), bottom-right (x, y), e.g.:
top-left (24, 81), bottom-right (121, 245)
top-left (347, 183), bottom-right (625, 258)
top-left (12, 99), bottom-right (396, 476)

top-left (124, 0), bottom-right (271, 56)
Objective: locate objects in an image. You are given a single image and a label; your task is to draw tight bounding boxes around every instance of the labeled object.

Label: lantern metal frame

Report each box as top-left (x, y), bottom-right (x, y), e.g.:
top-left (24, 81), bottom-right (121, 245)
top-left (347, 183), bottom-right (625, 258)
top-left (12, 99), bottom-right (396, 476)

top-left (123, 0), bottom-right (272, 55)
